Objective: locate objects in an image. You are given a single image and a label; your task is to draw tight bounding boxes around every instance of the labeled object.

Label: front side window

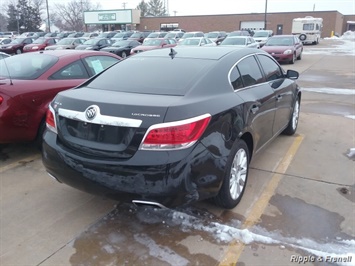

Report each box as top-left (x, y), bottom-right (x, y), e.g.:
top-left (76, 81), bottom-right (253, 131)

top-left (237, 56), bottom-right (263, 87)
top-left (303, 23), bottom-right (315, 31)
top-left (49, 60), bottom-right (89, 80)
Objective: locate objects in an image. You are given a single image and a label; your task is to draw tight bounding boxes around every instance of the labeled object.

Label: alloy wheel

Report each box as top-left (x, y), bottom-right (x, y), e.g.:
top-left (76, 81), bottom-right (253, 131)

top-left (229, 148), bottom-right (248, 200)
top-left (292, 100), bottom-right (300, 130)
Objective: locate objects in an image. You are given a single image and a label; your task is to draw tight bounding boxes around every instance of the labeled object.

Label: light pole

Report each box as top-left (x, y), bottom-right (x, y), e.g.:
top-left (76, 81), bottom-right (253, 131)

top-left (16, 12), bottom-right (20, 34)
top-left (45, 0), bottom-right (50, 32)
top-left (264, 0), bottom-right (268, 30)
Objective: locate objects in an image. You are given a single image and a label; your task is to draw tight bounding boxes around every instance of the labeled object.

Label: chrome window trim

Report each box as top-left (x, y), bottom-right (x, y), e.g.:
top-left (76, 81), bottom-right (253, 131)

top-left (58, 107), bottom-right (142, 128)
top-left (228, 52), bottom-right (283, 92)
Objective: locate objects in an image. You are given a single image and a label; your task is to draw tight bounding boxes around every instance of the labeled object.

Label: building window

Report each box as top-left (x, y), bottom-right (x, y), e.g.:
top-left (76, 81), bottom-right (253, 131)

top-left (160, 23), bottom-right (179, 31)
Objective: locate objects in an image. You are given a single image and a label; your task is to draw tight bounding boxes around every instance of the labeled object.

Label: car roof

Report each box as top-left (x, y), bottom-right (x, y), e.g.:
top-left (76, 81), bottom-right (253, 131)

top-left (132, 46), bottom-right (261, 60)
top-left (226, 36), bottom-right (249, 38)
top-left (184, 31), bottom-right (204, 34)
top-left (184, 37), bottom-right (204, 40)
top-left (29, 50), bottom-right (119, 58)
top-left (270, 35), bottom-right (294, 38)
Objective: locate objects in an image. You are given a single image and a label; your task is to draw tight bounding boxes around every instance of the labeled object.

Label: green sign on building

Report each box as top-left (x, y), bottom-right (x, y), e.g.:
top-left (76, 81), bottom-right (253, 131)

top-left (98, 13), bottom-right (116, 21)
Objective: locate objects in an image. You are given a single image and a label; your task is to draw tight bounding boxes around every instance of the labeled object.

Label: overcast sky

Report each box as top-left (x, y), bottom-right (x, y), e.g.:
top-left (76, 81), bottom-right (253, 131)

top-left (49, 0), bottom-right (355, 16)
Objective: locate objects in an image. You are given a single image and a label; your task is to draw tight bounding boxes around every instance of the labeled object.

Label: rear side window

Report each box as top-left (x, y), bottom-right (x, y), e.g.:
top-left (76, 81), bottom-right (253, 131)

top-left (230, 67), bottom-right (243, 90)
top-left (257, 54), bottom-right (283, 81)
top-left (237, 56), bottom-right (263, 87)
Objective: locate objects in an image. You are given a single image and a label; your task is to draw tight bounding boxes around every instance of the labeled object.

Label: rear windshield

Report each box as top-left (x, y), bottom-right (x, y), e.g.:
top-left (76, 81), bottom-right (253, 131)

top-left (0, 54), bottom-right (58, 80)
top-left (221, 38), bottom-right (246, 45)
top-left (86, 56), bottom-right (214, 95)
top-left (206, 33), bottom-right (218, 38)
top-left (253, 31), bottom-right (269, 37)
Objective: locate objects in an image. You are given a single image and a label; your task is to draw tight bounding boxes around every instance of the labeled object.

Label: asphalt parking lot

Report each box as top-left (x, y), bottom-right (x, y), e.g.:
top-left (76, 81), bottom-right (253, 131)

top-left (1, 38), bottom-right (354, 266)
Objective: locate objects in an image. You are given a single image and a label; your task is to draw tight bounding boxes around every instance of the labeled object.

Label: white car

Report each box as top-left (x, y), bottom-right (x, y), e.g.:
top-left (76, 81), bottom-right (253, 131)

top-left (253, 30), bottom-right (273, 47)
top-left (219, 36), bottom-right (260, 49)
top-left (0, 38), bottom-right (12, 45)
top-left (178, 37), bottom-right (216, 47)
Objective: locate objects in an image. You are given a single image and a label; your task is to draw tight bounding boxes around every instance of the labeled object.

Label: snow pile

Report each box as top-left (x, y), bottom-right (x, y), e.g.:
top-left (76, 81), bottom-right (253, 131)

top-left (301, 88), bottom-right (355, 95)
top-left (341, 31), bottom-right (355, 41)
top-left (324, 31), bottom-right (355, 40)
top-left (166, 208), bottom-right (355, 265)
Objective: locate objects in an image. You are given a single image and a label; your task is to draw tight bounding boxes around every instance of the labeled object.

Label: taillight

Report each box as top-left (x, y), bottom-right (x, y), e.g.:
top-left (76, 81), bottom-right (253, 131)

top-left (46, 106), bottom-right (57, 134)
top-left (140, 114), bottom-right (211, 150)
top-left (0, 96), bottom-right (3, 105)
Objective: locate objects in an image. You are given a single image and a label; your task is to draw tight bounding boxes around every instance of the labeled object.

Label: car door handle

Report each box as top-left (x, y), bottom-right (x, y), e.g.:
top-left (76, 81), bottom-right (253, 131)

top-left (251, 105), bottom-right (260, 114)
top-left (276, 95), bottom-right (283, 101)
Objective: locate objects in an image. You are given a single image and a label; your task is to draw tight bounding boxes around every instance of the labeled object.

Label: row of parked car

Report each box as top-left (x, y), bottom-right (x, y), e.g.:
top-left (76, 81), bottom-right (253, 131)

top-left (0, 28), bottom-right (302, 63)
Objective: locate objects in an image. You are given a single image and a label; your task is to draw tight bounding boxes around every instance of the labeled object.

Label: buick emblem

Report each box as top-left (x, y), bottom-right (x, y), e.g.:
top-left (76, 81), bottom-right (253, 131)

top-left (85, 105), bottom-right (99, 120)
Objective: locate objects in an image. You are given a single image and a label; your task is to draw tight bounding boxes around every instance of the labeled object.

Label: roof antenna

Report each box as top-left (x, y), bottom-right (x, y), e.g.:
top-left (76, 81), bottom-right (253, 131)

top-left (169, 48), bottom-right (177, 59)
top-left (1, 57), bottom-right (13, 85)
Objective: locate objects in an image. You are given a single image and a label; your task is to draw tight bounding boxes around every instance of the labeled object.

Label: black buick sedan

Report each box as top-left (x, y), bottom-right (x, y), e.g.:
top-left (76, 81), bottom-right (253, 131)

top-left (42, 47), bottom-right (301, 209)
top-left (100, 40), bottom-right (141, 58)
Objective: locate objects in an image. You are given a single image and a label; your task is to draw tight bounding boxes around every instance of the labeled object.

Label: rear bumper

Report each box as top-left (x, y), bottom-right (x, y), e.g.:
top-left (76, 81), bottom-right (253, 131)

top-left (42, 131), bottom-right (225, 207)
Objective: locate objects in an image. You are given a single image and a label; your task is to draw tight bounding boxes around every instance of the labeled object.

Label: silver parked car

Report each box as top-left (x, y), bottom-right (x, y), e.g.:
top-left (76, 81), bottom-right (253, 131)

top-left (45, 38), bottom-right (85, 50)
top-left (219, 36), bottom-right (260, 49)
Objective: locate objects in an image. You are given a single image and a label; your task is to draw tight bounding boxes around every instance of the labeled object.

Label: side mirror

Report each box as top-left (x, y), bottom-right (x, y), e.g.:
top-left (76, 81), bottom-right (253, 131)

top-left (286, 69), bottom-right (299, 80)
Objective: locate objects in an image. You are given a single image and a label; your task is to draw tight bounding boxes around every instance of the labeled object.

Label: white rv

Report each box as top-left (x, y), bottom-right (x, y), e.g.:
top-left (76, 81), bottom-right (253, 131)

top-left (292, 16), bottom-right (323, 44)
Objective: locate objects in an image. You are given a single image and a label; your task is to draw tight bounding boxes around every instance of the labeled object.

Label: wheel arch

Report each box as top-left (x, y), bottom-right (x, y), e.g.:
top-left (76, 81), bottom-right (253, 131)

top-left (239, 132), bottom-right (254, 162)
top-left (298, 91), bottom-right (302, 101)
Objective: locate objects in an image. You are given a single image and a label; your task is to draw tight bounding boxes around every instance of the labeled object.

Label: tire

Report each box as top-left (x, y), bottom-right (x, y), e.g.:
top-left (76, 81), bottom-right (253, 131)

top-left (16, 48), bottom-right (22, 54)
top-left (35, 119), bottom-right (46, 150)
top-left (121, 51), bottom-right (127, 58)
top-left (282, 96), bottom-right (300, 135)
top-left (299, 34), bottom-right (306, 41)
top-left (297, 51), bottom-right (302, 60)
top-left (213, 139), bottom-right (249, 209)
top-left (290, 53), bottom-right (296, 64)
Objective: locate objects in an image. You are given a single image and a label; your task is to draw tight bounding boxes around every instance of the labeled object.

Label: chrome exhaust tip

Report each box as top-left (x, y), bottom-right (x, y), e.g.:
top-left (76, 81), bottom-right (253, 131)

top-left (47, 172), bottom-right (62, 183)
top-left (132, 200), bottom-right (168, 210)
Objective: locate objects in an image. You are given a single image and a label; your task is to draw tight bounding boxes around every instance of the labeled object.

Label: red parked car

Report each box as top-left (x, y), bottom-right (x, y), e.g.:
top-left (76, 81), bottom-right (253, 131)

top-left (0, 50), bottom-right (121, 145)
top-left (130, 38), bottom-right (177, 55)
top-left (0, 37), bottom-right (33, 54)
top-left (261, 35), bottom-right (303, 64)
top-left (23, 37), bottom-right (58, 52)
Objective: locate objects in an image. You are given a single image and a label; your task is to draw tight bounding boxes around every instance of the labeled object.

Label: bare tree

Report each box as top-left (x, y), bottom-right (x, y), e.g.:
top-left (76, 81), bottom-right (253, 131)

top-left (136, 0), bottom-right (149, 17)
top-left (147, 0), bottom-right (166, 17)
top-left (1, 0), bottom-right (46, 31)
top-left (51, 0), bottom-right (101, 32)
top-left (0, 13), bottom-right (8, 31)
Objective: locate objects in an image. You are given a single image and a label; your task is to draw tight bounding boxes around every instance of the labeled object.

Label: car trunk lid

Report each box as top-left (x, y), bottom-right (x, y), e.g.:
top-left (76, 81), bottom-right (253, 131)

top-left (53, 87), bottom-right (179, 159)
